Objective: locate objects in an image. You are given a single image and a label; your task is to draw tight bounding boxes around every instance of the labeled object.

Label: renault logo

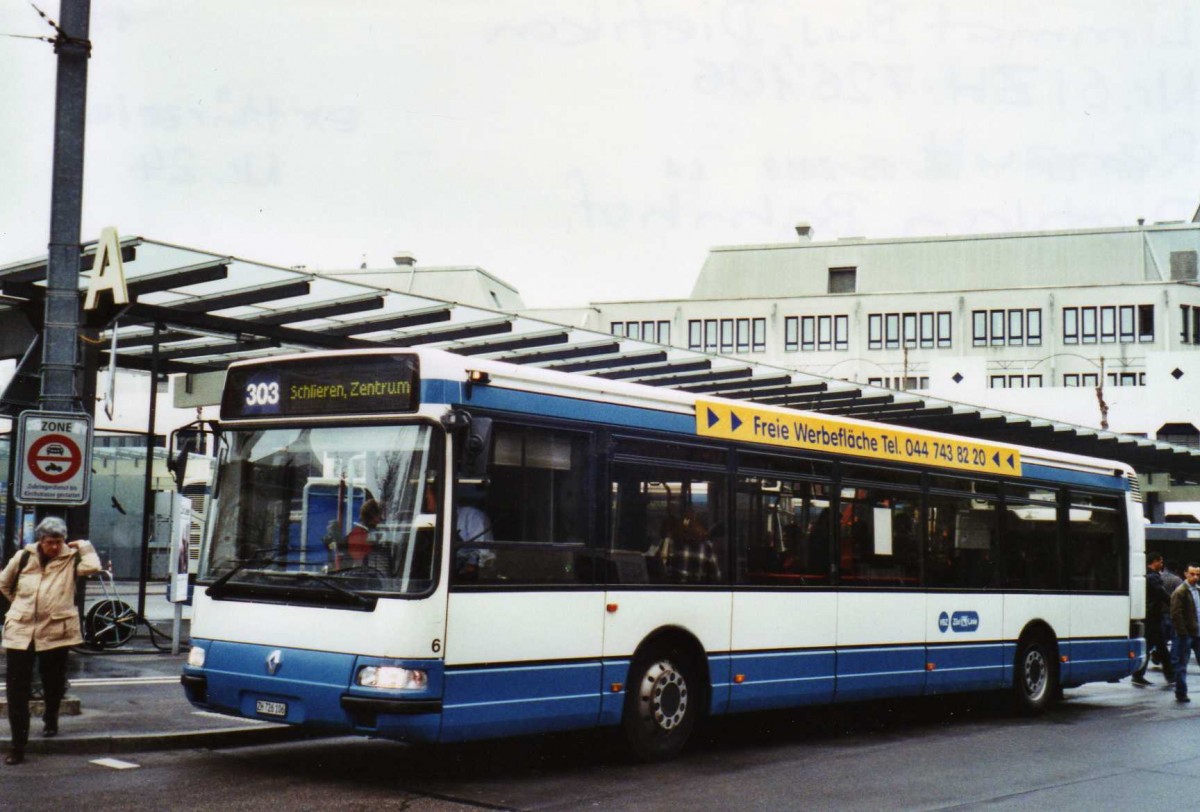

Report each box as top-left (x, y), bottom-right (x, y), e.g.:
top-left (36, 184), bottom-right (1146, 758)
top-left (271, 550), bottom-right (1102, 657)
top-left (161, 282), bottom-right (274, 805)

top-left (265, 650), bottom-right (283, 675)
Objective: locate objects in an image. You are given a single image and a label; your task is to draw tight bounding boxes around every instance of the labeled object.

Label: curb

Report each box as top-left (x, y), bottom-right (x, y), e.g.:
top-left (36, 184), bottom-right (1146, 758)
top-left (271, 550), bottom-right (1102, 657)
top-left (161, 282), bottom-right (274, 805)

top-left (2, 724), bottom-right (326, 756)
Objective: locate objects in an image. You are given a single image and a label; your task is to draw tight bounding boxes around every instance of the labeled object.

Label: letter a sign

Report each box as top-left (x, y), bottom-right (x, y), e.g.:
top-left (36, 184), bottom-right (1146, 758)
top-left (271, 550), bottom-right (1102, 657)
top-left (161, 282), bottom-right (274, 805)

top-left (83, 227), bottom-right (130, 311)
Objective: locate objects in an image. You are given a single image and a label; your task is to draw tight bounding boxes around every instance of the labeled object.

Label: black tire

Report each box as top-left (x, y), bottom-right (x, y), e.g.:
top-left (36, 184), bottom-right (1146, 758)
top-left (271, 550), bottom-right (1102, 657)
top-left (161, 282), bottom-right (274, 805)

top-left (84, 599), bottom-right (138, 649)
top-left (1012, 634), bottom-right (1058, 715)
top-left (622, 645), bottom-right (700, 762)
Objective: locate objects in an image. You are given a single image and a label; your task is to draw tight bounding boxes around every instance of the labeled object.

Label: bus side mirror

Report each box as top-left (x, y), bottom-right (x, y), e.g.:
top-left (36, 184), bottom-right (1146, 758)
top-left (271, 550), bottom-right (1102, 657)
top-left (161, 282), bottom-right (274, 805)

top-left (441, 410), bottom-right (492, 478)
top-left (169, 421), bottom-right (217, 490)
top-left (463, 417), bottom-right (492, 478)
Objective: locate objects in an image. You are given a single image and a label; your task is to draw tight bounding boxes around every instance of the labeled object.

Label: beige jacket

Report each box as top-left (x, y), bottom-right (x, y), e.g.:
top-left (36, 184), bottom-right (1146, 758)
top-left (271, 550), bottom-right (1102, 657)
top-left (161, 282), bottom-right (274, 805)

top-left (1, 540), bottom-right (101, 651)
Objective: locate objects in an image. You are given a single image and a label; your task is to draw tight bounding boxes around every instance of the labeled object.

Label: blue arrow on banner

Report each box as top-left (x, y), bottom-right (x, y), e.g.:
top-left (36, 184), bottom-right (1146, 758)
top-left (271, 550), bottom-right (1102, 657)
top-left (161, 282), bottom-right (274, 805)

top-left (707, 407), bottom-right (720, 429)
top-left (1007, 454), bottom-right (1015, 468)
top-left (731, 411), bottom-right (743, 432)
top-left (992, 452), bottom-right (1000, 466)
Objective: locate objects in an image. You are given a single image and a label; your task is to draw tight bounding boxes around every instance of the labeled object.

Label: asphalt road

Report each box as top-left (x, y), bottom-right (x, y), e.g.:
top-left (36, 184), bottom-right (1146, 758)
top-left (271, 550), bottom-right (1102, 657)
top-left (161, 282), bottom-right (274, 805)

top-left (3, 676), bottom-right (1197, 811)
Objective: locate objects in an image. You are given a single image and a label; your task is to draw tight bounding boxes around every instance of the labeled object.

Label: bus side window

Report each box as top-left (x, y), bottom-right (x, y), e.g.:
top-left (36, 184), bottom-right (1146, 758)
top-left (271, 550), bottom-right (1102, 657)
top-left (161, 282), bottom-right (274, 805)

top-left (453, 426), bottom-right (591, 586)
top-left (609, 462), bottom-right (727, 586)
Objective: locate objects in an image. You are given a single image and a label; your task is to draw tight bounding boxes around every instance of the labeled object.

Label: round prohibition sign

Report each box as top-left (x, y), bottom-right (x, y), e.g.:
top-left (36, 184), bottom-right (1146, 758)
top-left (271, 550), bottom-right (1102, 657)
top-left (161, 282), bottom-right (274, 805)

top-left (28, 433), bottom-right (83, 484)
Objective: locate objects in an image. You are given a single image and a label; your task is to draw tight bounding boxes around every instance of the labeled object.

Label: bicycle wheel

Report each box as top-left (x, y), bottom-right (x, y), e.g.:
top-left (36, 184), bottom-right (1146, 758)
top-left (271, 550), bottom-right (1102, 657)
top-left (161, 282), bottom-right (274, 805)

top-left (84, 599), bottom-right (139, 649)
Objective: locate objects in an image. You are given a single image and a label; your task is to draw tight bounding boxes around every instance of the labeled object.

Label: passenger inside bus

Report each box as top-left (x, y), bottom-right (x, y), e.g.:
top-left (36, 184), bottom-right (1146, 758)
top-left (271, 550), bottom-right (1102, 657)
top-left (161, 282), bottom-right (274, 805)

top-left (454, 485), bottom-right (495, 579)
top-left (659, 504), bottom-right (722, 585)
top-left (345, 498), bottom-right (382, 565)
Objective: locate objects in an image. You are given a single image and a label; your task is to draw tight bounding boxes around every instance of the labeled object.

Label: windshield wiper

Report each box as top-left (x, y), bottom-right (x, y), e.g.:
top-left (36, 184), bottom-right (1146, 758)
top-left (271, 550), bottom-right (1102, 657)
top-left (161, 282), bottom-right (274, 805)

top-left (206, 551), bottom-right (290, 597)
top-left (292, 572), bottom-right (373, 608)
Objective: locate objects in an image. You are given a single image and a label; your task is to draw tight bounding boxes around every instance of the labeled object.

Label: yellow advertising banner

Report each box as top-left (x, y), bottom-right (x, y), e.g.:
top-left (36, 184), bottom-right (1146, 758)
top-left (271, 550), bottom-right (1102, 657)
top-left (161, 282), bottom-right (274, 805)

top-left (696, 399), bottom-right (1022, 477)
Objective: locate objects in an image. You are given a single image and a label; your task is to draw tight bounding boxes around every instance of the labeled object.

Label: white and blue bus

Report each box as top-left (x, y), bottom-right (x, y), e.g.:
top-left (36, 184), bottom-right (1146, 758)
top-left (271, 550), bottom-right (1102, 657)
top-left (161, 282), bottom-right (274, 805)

top-left (182, 349), bottom-right (1145, 760)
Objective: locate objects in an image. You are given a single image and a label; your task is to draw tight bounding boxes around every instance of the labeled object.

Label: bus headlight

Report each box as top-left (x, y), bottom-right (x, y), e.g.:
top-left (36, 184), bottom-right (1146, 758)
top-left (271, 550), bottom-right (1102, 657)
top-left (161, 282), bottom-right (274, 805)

top-left (357, 665), bottom-right (428, 690)
top-left (187, 646), bottom-right (206, 668)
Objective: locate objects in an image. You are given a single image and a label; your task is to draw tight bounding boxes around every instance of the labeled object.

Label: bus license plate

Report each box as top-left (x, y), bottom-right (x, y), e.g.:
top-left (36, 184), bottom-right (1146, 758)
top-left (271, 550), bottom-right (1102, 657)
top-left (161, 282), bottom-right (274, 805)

top-left (256, 699), bottom-right (287, 717)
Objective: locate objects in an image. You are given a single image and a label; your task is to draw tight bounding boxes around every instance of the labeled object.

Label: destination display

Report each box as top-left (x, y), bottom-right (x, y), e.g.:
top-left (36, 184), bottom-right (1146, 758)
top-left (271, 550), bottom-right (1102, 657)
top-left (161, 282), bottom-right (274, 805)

top-left (222, 355), bottom-right (419, 418)
top-left (696, 399), bottom-right (1022, 477)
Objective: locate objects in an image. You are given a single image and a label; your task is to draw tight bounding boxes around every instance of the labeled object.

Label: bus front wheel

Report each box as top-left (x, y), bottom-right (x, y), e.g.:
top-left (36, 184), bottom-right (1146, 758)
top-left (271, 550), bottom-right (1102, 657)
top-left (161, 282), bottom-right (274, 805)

top-left (1012, 634), bottom-right (1058, 715)
top-left (622, 646), bottom-right (699, 762)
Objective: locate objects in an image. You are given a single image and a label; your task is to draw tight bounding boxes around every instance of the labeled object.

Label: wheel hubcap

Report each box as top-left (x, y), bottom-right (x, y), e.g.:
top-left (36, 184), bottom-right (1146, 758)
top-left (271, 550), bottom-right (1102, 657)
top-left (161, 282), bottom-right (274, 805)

top-left (638, 659), bottom-right (689, 731)
top-left (1023, 649), bottom-right (1047, 700)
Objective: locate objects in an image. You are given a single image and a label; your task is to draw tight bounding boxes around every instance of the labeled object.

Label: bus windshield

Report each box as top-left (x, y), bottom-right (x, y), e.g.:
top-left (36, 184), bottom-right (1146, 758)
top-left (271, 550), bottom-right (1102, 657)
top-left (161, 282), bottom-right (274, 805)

top-left (201, 423), bottom-right (440, 600)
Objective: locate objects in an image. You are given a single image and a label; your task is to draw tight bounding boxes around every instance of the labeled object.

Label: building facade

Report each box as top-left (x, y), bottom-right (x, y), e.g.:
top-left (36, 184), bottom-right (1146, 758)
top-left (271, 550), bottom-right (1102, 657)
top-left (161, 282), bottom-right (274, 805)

top-left (553, 220), bottom-right (1200, 446)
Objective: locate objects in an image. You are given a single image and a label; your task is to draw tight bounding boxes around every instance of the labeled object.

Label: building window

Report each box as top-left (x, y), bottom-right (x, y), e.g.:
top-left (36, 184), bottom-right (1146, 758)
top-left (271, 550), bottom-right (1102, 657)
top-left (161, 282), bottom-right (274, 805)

top-left (1138, 304), bottom-right (1154, 342)
top-left (801, 316), bottom-right (815, 351)
top-left (688, 320), bottom-right (702, 350)
top-left (1181, 305), bottom-right (1200, 345)
top-left (834, 314), bottom-right (849, 351)
top-left (902, 313), bottom-right (918, 349)
top-left (1100, 306), bottom-right (1116, 343)
top-left (989, 310), bottom-right (1005, 347)
top-left (1118, 306), bottom-right (1134, 343)
top-left (885, 314), bottom-right (900, 349)
top-left (919, 312), bottom-right (934, 348)
top-left (612, 321), bottom-right (626, 338)
top-left (704, 319), bottom-right (718, 352)
top-left (868, 314), bottom-right (883, 350)
top-left (1080, 306), bottom-right (1097, 344)
top-left (937, 312), bottom-right (952, 348)
top-left (828, 267), bottom-right (856, 293)
top-left (613, 320), bottom-right (669, 343)
top-left (817, 315), bottom-right (832, 351)
top-left (1063, 307), bottom-right (1079, 345)
top-left (784, 317), bottom-right (799, 352)
top-left (1027, 309), bottom-right (1042, 346)
top-left (736, 318), bottom-right (750, 353)
top-left (1007, 310), bottom-right (1024, 346)
top-left (973, 311), bottom-right (988, 347)
top-left (752, 318), bottom-right (766, 352)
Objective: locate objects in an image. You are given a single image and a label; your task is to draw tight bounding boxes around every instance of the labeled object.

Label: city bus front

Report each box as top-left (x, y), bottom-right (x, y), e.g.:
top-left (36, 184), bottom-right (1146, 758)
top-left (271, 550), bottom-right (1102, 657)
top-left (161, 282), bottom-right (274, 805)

top-left (181, 353), bottom-right (450, 741)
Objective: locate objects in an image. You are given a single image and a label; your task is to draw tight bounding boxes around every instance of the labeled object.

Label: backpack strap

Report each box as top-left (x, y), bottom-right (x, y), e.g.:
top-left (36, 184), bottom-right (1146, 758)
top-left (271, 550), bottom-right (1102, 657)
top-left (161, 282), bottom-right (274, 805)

top-left (11, 549), bottom-right (32, 594)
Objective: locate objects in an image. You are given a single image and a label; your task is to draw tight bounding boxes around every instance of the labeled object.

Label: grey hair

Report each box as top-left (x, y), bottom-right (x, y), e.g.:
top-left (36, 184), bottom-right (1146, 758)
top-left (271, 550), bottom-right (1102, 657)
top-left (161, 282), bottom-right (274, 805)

top-left (35, 516), bottom-right (68, 539)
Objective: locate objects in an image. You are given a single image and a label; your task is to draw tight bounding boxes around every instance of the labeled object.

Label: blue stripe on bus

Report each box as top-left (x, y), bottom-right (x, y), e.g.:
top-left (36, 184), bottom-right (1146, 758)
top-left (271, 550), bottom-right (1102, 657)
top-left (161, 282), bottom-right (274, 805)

top-left (726, 649), bottom-right (837, 712)
top-left (1061, 638), bottom-right (1136, 685)
top-left (430, 378), bottom-right (696, 434)
top-left (441, 660), bottom-right (603, 742)
top-left (835, 645), bottom-right (928, 700)
top-left (1021, 463), bottom-right (1127, 490)
top-left (925, 642), bottom-right (1008, 693)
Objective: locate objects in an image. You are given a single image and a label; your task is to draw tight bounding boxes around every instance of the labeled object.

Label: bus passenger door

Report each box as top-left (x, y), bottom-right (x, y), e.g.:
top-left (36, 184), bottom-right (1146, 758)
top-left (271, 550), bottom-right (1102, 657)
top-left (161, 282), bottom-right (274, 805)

top-left (729, 476), bottom-right (836, 712)
top-left (834, 485), bottom-right (926, 700)
top-left (441, 426), bottom-right (607, 742)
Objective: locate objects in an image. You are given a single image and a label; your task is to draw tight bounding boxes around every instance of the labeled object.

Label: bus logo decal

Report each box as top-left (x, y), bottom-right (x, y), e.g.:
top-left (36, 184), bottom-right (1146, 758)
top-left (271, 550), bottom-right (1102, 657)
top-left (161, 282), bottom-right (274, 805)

top-left (265, 650), bottom-right (283, 675)
top-left (939, 611), bottom-right (980, 633)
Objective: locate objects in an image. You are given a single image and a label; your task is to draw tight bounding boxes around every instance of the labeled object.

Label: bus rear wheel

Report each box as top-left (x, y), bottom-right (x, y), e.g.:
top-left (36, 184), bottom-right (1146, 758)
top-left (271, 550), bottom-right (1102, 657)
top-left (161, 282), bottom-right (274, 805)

top-left (1012, 634), bottom-right (1058, 715)
top-left (622, 646), bottom-right (699, 762)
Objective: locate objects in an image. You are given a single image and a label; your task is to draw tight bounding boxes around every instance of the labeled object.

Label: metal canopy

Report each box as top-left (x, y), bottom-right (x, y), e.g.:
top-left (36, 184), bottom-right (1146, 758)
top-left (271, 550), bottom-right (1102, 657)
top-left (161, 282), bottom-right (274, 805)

top-left (3, 236), bottom-right (1200, 482)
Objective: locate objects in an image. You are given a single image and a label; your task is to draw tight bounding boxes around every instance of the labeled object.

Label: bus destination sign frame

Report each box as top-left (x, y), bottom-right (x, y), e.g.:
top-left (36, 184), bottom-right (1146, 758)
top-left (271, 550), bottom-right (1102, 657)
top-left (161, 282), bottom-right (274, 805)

top-left (222, 354), bottom-right (420, 419)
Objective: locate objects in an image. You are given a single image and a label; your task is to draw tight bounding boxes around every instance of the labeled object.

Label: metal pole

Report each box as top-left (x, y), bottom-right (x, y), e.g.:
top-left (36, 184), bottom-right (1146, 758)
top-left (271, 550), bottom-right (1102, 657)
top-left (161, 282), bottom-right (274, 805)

top-left (41, 0), bottom-right (92, 414)
top-left (137, 323), bottom-right (161, 622)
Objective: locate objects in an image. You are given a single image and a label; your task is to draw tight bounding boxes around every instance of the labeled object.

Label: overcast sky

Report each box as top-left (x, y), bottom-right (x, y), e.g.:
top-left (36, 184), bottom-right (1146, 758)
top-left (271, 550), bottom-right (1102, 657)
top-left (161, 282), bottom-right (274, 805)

top-left (2, 1), bottom-right (1198, 308)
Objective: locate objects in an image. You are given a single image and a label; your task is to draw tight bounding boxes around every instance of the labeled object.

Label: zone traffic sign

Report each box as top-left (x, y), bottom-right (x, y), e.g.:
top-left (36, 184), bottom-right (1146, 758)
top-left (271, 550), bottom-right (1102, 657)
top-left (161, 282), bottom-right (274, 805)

top-left (15, 410), bottom-right (93, 505)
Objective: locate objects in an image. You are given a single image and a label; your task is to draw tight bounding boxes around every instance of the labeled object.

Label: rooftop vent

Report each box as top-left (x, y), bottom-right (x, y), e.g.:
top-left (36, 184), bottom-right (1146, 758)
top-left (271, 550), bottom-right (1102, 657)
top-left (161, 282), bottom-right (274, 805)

top-left (794, 222), bottom-right (814, 241)
top-left (393, 252), bottom-right (417, 267)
